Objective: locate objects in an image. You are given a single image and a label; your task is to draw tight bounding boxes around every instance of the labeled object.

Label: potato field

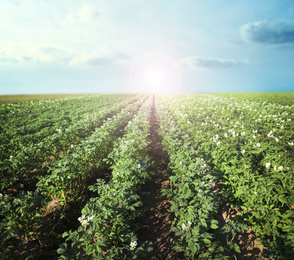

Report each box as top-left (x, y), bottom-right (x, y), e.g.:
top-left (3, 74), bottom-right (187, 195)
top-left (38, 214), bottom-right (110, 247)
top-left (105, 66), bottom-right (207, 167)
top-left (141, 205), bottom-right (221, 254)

top-left (0, 93), bottom-right (293, 259)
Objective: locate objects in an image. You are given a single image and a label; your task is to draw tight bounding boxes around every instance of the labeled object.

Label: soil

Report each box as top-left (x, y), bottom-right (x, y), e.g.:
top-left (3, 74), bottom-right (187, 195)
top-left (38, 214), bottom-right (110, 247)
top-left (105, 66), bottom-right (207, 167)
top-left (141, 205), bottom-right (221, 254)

top-left (137, 96), bottom-right (178, 259)
top-left (215, 202), bottom-right (270, 260)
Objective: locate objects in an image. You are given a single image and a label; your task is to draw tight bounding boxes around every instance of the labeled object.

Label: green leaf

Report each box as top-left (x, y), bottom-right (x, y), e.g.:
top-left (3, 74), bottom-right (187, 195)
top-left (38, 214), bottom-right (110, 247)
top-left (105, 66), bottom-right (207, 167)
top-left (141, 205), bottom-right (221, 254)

top-left (203, 238), bottom-right (211, 244)
top-left (278, 195), bottom-right (288, 204)
top-left (240, 206), bottom-right (247, 211)
top-left (57, 247), bottom-right (65, 254)
top-left (201, 221), bottom-right (208, 228)
top-left (211, 223), bottom-right (218, 229)
top-left (234, 243), bottom-right (241, 253)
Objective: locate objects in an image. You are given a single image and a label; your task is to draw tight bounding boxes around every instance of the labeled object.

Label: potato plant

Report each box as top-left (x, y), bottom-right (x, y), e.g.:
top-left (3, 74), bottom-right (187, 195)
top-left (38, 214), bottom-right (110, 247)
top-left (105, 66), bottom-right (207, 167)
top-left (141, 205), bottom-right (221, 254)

top-left (0, 93), bottom-right (293, 259)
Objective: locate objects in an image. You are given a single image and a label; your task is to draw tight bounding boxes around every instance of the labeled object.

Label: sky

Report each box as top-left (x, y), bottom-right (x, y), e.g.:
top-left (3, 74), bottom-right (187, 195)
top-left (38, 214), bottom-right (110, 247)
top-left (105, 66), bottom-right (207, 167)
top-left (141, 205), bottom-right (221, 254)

top-left (0, 0), bottom-right (294, 94)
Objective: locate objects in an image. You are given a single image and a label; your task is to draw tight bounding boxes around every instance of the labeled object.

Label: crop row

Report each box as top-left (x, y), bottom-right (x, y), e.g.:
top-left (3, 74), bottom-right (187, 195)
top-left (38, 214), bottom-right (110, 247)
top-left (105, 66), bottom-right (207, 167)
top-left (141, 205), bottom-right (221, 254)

top-left (161, 94), bottom-right (294, 259)
top-left (0, 96), bottom-right (142, 257)
top-left (0, 95), bottom-right (118, 147)
top-left (58, 97), bottom-right (154, 259)
top-left (156, 99), bottom-right (246, 259)
top-left (0, 95), bottom-right (136, 190)
top-left (1, 93), bottom-right (293, 259)
top-left (0, 95), bottom-right (131, 164)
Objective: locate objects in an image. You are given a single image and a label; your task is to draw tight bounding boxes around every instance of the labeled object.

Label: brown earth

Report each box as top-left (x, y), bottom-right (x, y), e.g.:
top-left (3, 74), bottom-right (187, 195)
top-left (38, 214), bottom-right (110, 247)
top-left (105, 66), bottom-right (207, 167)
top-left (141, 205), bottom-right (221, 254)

top-left (215, 202), bottom-right (270, 260)
top-left (137, 96), bottom-right (179, 259)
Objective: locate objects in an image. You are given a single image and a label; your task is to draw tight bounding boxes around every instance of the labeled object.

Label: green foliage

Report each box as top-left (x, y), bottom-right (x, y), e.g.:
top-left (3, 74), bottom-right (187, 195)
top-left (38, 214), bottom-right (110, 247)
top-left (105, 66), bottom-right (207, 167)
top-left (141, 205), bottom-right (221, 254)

top-left (156, 101), bottom-right (245, 259)
top-left (57, 99), bottom-right (154, 259)
top-left (159, 93), bottom-right (294, 258)
top-left (1, 93), bottom-right (293, 259)
top-left (0, 191), bottom-right (44, 252)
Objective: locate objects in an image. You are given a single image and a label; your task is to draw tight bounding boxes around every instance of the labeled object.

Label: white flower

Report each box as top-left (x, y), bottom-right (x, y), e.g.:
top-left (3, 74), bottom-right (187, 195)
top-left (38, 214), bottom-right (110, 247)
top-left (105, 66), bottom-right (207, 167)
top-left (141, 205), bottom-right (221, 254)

top-left (181, 223), bottom-right (187, 230)
top-left (78, 215), bottom-right (88, 225)
top-left (0, 193), bottom-right (2, 198)
top-left (253, 135), bottom-right (256, 139)
top-left (116, 172), bottom-right (120, 175)
top-left (71, 144), bottom-right (74, 148)
top-left (278, 166), bottom-right (283, 171)
top-left (242, 150), bottom-right (245, 154)
top-left (266, 163), bottom-right (271, 169)
top-left (78, 215), bottom-right (85, 221)
top-left (78, 215), bottom-right (94, 225)
top-left (275, 138), bottom-right (279, 142)
top-left (288, 142), bottom-right (294, 146)
top-left (216, 141), bottom-right (221, 146)
top-left (256, 143), bottom-right (261, 147)
top-left (182, 221), bottom-right (192, 230)
top-left (274, 165), bottom-right (277, 171)
top-left (179, 161), bottom-right (182, 165)
top-left (130, 241), bottom-right (137, 250)
top-left (137, 163), bottom-right (141, 169)
top-left (87, 215), bottom-right (95, 221)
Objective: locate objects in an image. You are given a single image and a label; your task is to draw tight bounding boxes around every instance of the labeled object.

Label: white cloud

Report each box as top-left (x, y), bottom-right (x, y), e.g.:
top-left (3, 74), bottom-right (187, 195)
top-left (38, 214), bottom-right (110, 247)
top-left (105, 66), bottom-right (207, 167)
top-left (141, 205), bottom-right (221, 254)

top-left (180, 56), bottom-right (248, 69)
top-left (0, 41), bottom-right (126, 67)
top-left (239, 20), bottom-right (294, 44)
top-left (65, 5), bottom-right (99, 23)
top-left (0, 39), bottom-right (130, 68)
top-left (69, 51), bottom-right (129, 67)
top-left (0, 41), bottom-right (67, 64)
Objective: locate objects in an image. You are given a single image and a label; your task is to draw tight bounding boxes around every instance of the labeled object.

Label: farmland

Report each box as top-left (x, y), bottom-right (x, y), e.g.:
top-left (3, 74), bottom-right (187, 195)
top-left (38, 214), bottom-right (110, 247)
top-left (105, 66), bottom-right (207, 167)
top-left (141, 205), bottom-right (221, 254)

top-left (0, 94), bottom-right (89, 104)
top-left (0, 93), bottom-right (293, 259)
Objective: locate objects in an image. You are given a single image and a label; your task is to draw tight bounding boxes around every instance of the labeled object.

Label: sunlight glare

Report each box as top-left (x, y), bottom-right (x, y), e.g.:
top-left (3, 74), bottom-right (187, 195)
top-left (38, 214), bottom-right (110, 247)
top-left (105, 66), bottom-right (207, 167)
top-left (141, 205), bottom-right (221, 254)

top-left (129, 52), bottom-right (180, 93)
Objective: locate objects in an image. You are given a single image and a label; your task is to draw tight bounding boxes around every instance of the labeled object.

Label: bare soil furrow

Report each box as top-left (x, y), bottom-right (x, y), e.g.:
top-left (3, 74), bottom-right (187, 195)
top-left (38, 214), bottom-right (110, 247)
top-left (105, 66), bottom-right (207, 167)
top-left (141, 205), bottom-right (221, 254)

top-left (137, 95), bottom-right (177, 259)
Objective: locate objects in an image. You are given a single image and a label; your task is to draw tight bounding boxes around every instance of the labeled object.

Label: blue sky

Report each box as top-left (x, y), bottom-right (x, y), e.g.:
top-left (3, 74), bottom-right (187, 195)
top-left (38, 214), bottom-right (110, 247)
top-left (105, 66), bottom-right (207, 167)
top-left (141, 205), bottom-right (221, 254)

top-left (0, 0), bottom-right (294, 94)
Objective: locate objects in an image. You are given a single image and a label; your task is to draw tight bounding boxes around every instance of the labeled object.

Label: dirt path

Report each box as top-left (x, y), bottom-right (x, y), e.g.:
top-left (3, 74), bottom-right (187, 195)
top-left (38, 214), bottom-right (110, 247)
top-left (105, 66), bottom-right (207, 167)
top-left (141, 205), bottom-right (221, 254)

top-left (137, 95), bottom-right (177, 259)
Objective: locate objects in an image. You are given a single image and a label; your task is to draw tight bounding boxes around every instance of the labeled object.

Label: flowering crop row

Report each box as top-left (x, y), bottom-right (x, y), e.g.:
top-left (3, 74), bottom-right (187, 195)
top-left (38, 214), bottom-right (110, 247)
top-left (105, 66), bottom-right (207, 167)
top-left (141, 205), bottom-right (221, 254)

top-left (0, 96), bottom-right (142, 257)
top-left (0, 95), bottom-right (135, 190)
top-left (156, 99), bottom-right (246, 259)
top-left (1, 93), bottom-right (293, 259)
top-left (58, 98), bottom-right (154, 259)
top-left (162, 93), bottom-right (294, 259)
top-left (0, 95), bottom-right (119, 156)
top-left (36, 98), bottom-right (142, 203)
top-left (1, 95), bottom-right (129, 135)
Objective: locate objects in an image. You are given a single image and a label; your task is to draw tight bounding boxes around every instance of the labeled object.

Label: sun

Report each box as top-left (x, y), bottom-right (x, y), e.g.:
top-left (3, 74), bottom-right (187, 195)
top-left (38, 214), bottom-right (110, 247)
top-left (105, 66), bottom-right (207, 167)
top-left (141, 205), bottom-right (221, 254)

top-left (142, 68), bottom-right (170, 92)
top-left (129, 52), bottom-right (180, 93)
